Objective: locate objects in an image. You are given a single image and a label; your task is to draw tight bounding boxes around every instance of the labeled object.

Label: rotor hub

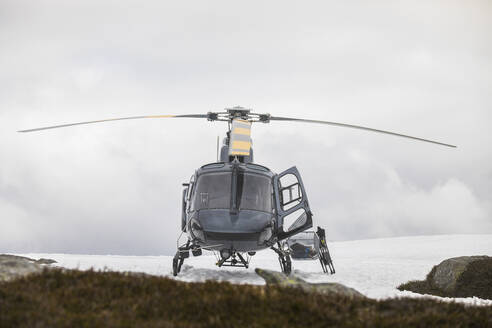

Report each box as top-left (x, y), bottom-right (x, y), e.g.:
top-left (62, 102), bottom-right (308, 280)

top-left (226, 106), bottom-right (251, 119)
top-left (206, 106), bottom-right (271, 123)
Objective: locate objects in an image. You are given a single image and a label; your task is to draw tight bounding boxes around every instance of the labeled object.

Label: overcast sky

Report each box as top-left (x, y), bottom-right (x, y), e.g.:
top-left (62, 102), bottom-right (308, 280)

top-left (1, 0), bottom-right (491, 255)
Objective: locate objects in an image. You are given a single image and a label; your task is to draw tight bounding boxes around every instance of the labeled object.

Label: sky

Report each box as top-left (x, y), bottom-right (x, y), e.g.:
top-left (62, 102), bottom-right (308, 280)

top-left (1, 0), bottom-right (491, 255)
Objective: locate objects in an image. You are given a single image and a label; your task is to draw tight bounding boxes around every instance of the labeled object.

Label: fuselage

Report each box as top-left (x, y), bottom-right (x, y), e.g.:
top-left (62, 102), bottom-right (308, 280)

top-left (183, 162), bottom-right (277, 252)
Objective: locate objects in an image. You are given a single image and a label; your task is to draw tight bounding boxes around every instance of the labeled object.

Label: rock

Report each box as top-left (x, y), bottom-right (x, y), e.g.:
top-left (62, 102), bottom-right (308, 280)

top-left (398, 255), bottom-right (492, 300)
top-left (0, 254), bottom-right (56, 282)
top-left (430, 256), bottom-right (489, 294)
top-left (35, 258), bottom-right (57, 265)
top-left (255, 268), bottom-right (365, 298)
top-left (429, 255), bottom-right (492, 299)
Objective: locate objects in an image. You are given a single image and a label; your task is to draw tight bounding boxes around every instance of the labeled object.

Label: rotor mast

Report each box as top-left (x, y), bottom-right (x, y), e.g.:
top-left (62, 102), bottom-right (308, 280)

top-left (215, 107), bottom-right (257, 163)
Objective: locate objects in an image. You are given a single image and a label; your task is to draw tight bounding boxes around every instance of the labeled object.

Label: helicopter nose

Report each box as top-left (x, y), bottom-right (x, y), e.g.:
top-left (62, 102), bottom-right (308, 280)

top-left (197, 209), bottom-right (271, 234)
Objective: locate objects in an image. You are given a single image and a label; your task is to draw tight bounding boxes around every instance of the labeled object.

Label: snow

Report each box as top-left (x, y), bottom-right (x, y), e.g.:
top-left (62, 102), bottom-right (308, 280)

top-left (18, 234), bottom-right (492, 306)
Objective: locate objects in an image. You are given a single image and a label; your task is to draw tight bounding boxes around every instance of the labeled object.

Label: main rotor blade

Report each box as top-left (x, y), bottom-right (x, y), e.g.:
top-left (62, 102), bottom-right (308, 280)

top-left (17, 114), bottom-right (207, 133)
top-left (269, 116), bottom-right (457, 148)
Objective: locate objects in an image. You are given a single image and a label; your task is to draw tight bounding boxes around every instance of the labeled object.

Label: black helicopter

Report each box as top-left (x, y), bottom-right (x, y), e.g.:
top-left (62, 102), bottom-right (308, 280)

top-left (18, 106), bottom-right (456, 276)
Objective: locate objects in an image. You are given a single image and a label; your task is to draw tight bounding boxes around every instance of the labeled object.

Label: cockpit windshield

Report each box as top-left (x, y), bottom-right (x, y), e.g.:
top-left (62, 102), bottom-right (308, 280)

top-left (236, 172), bottom-right (272, 212)
top-left (192, 173), bottom-right (231, 210)
top-left (192, 171), bottom-right (272, 213)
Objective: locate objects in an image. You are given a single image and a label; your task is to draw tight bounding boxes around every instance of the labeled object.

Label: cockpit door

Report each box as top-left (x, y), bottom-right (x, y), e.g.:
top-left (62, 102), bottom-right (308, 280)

top-left (273, 166), bottom-right (313, 240)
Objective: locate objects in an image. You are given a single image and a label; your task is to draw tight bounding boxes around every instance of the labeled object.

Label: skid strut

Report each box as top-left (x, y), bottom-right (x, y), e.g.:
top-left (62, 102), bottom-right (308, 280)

top-left (271, 242), bottom-right (292, 275)
top-left (173, 240), bottom-right (191, 276)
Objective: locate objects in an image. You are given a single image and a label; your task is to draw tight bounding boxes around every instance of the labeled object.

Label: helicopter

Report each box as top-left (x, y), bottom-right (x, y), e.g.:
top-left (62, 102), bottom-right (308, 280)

top-left (18, 106), bottom-right (456, 276)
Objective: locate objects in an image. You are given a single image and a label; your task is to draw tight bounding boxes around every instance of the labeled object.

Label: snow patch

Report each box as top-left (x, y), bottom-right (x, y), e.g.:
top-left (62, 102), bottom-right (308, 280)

top-left (18, 234), bottom-right (492, 305)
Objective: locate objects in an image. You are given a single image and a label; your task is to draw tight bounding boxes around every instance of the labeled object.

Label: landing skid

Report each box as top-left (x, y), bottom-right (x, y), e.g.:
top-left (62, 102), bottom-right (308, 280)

top-left (172, 236), bottom-right (330, 277)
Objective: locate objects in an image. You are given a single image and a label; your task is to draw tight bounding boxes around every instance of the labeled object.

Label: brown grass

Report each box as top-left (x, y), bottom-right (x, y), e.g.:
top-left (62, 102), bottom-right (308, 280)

top-left (0, 269), bottom-right (491, 328)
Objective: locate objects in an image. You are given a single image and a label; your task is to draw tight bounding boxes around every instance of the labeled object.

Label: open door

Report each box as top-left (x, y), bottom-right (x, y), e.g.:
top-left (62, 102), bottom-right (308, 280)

top-left (273, 166), bottom-right (313, 240)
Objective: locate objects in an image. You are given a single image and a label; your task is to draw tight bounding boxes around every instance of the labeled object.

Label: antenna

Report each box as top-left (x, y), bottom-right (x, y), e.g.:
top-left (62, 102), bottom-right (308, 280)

top-left (216, 135), bottom-right (219, 162)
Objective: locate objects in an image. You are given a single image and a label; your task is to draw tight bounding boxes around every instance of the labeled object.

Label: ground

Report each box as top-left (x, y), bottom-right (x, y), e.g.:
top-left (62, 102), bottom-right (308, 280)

top-left (17, 234), bottom-right (492, 305)
top-left (1, 269), bottom-right (492, 328)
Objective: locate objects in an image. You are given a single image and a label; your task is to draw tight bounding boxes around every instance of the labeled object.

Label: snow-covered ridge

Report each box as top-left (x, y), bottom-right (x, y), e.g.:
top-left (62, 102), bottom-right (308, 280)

top-left (17, 234), bottom-right (492, 306)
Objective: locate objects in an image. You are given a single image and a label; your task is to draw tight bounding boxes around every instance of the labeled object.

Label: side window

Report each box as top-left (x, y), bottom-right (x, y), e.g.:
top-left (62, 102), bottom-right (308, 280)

top-left (278, 173), bottom-right (303, 211)
top-left (283, 208), bottom-right (308, 232)
top-left (187, 174), bottom-right (195, 211)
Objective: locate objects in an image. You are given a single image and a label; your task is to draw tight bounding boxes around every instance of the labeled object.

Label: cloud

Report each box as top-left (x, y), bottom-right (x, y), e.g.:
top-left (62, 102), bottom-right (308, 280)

top-left (256, 134), bottom-right (492, 242)
top-left (322, 164), bottom-right (491, 240)
top-left (0, 0), bottom-right (491, 255)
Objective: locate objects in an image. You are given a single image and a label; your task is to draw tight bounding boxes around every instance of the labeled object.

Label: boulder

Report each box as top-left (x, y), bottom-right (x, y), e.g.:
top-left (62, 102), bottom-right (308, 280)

top-left (430, 256), bottom-right (489, 295)
top-left (0, 254), bottom-right (56, 282)
top-left (398, 255), bottom-right (492, 299)
top-left (255, 268), bottom-right (365, 298)
top-left (35, 258), bottom-right (58, 265)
